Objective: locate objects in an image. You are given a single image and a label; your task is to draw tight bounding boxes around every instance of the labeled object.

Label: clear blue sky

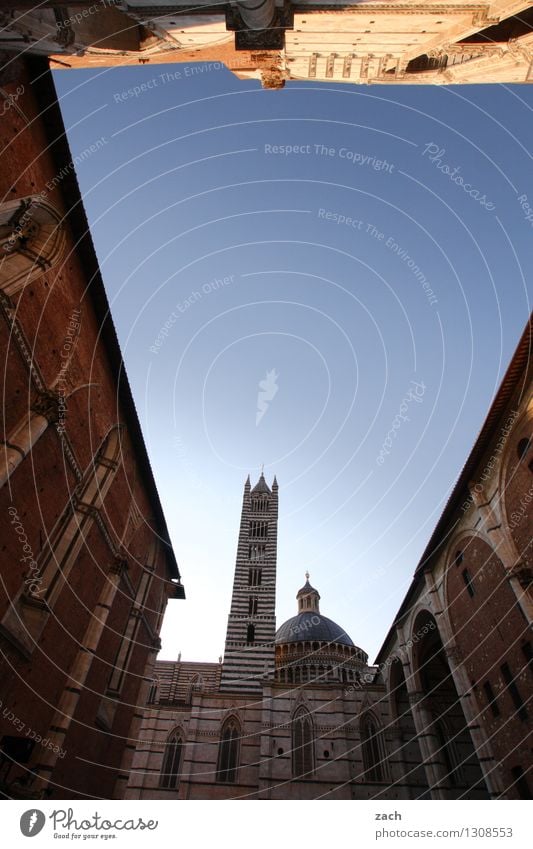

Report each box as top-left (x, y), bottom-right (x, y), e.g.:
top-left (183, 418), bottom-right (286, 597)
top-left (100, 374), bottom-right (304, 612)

top-left (53, 66), bottom-right (532, 664)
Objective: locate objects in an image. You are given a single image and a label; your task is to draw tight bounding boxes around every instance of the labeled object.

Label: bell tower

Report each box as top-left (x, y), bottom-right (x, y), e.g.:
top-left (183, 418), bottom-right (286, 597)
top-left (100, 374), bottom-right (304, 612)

top-left (220, 473), bottom-right (278, 693)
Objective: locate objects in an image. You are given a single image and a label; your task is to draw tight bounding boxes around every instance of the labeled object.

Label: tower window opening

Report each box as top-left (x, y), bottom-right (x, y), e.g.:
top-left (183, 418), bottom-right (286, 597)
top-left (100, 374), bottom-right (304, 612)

top-left (251, 498), bottom-right (269, 513)
top-left (248, 544), bottom-right (266, 561)
top-left (246, 623), bottom-right (255, 644)
top-left (249, 568), bottom-right (262, 586)
top-left (249, 520), bottom-right (268, 538)
top-left (248, 596), bottom-right (258, 615)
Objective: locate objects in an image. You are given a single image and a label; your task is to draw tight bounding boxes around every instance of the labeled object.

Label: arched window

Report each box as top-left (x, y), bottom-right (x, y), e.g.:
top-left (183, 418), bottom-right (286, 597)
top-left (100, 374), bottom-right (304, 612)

top-left (0, 196), bottom-right (66, 296)
top-left (361, 713), bottom-right (388, 782)
top-left (160, 729), bottom-right (184, 789)
top-left (292, 707), bottom-right (314, 778)
top-left (246, 623), bottom-right (255, 644)
top-left (217, 717), bottom-right (241, 782)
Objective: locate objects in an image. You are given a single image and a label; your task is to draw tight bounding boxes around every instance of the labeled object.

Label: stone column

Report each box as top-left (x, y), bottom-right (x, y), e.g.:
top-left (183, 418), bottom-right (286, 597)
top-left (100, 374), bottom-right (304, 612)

top-left (0, 390), bottom-right (60, 488)
top-left (113, 636), bottom-right (161, 799)
top-left (405, 686), bottom-right (448, 799)
top-left (32, 557), bottom-right (128, 794)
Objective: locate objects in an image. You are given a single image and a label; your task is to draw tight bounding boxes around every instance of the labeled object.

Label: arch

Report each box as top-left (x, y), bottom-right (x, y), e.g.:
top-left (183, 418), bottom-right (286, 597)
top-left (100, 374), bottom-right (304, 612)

top-left (0, 196), bottom-right (66, 296)
top-left (410, 610), bottom-right (488, 798)
top-left (217, 716), bottom-right (241, 783)
top-left (292, 705), bottom-right (314, 778)
top-left (160, 728), bottom-right (184, 789)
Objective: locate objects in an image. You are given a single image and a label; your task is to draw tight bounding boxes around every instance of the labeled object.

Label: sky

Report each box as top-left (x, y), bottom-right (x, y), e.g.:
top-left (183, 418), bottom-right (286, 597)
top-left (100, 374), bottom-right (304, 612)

top-left (52, 66), bottom-right (532, 665)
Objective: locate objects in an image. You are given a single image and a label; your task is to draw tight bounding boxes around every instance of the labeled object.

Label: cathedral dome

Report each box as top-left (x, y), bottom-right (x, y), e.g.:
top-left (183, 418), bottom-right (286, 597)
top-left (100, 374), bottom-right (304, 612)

top-left (275, 612), bottom-right (355, 647)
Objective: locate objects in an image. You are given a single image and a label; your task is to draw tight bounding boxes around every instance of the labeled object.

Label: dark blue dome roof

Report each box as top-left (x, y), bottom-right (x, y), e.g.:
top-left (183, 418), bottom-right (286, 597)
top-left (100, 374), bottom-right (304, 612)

top-left (275, 613), bottom-right (354, 647)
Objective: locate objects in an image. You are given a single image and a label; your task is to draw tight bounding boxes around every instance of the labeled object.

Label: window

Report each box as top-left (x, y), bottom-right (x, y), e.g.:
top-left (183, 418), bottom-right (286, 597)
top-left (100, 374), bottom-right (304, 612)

top-left (511, 765), bottom-right (531, 799)
top-left (160, 730), bottom-right (183, 789)
top-left (361, 714), bottom-right (388, 782)
top-left (248, 544), bottom-right (266, 561)
top-left (249, 568), bottom-right (262, 586)
top-left (522, 641), bottom-right (533, 673)
top-left (217, 718), bottom-right (240, 782)
top-left (249, 521), bottom-right (268, 538)
top-left (246, 623), bottom-right (255, 644)
top-left (462, 568), bottom-right (474, 597)
top-left (501, 663), bottom-right (528, 721)
top-left (292, 707), bottom-right (314, 779)
top-left (248, 596), bottom-right (258, 615)
top-left (148, 680), bottom-right (158, 704)
top-left (483, 681), bottom-right (500, 717)
top-left (251, 498), bottom-right (269, 513)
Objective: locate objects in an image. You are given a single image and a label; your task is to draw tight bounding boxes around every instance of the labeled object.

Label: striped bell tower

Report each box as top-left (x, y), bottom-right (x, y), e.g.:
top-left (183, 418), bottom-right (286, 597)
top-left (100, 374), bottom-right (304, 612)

top-left (220, 472), bottom-right (278, 693)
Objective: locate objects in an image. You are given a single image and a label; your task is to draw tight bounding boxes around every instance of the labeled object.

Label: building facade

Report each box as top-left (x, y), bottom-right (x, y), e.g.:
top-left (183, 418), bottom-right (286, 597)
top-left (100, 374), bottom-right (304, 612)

top-left (0, 55), bottom-right (184, 799)
top-left (2, 1), bottom-right (533, 88)
top-left (126, 318), bottom-right (532, 801)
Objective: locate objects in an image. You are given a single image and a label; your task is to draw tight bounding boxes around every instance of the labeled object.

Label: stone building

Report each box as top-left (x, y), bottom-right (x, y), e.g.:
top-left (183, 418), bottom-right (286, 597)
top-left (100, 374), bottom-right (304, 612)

top-left (2, 1), bottom-right (533, 88)
top-left (375, 316), bottom-right (533, 800)
top-left (126, 317), bottom-right (531, 801)
top-left (0, 55), bottom-right (184, 799)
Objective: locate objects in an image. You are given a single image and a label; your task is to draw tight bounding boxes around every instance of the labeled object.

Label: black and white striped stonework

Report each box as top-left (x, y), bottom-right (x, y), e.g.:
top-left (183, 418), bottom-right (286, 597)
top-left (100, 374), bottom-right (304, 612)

top-left (220, 474), bottom-right (278, 694)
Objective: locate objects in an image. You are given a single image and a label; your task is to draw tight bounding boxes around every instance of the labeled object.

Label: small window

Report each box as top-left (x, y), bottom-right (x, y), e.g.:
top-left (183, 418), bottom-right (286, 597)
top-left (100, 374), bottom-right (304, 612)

top-left (511, 765), bottom-right (531, 799)
top-left (483, 681), bottom-right (500, 717)
top-left (501, 662), bottom-right (528, 721)
top-left (462, 568), bottom-right (474, 597)
top-left (248, 596), bottom-right (258, 615)
top-left (522, 641), bottom-right (532, 673)
top-left (246, 623), bottom-right (255, 644)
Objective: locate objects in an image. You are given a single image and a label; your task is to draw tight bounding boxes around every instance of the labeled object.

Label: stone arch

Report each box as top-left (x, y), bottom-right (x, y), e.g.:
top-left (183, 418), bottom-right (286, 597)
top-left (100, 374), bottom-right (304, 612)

top-left (410, 610), bottom-right (488, 798)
